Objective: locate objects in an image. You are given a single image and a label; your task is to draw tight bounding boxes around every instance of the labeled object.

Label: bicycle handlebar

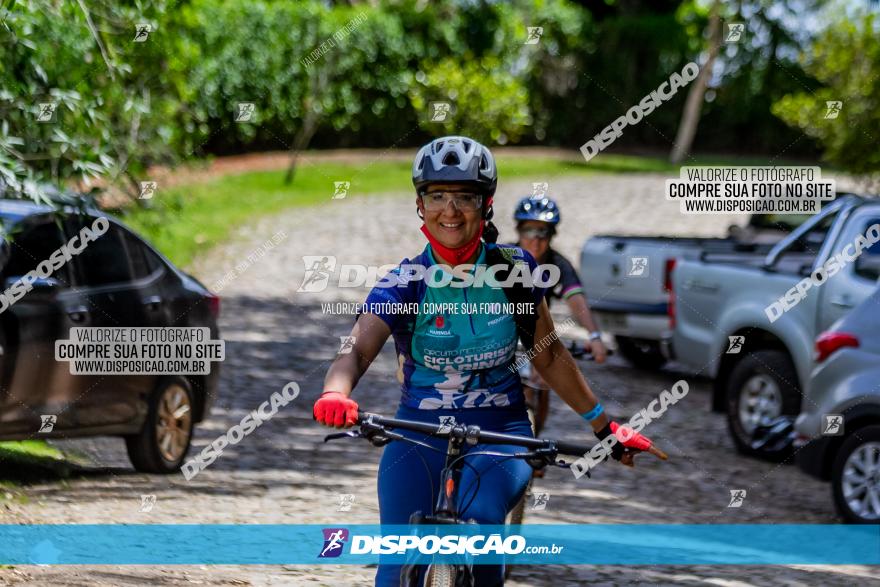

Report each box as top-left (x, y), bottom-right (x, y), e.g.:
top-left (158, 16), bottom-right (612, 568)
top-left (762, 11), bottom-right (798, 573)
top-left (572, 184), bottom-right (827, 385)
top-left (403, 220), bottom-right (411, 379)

top-left (356, 411), bottom-right (593, 458)
top-left (566, 340), bottom-right (613, 361)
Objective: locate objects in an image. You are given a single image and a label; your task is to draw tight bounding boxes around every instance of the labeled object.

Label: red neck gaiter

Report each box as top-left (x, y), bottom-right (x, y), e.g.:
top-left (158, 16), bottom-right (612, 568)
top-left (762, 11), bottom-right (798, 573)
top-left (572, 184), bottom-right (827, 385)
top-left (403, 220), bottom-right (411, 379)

top-left (421, 222), bottom-right (484, 265)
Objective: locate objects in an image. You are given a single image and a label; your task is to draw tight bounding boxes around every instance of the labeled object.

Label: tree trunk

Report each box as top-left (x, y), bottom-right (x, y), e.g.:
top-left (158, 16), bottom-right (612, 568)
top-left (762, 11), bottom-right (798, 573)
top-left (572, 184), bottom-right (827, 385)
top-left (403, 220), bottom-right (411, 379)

top-left (670, 0), bottom-right (723, 165)
top-left (284, 61), bottom-right (330, 185)
top-left (283, 109), bottom-right (321, 185)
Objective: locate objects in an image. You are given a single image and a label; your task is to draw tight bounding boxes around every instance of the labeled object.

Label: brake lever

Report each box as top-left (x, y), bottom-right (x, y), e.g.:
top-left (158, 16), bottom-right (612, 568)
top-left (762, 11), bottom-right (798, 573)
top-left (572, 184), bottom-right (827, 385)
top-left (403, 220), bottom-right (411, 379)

top-left (324, 430), bottom-right (362, 443)
top-left (552, 458), bottom-right (591, 477)
top-left (356, 419), bottom-right (406, 447)
top-left (517, 447), bottom-right (561, 471)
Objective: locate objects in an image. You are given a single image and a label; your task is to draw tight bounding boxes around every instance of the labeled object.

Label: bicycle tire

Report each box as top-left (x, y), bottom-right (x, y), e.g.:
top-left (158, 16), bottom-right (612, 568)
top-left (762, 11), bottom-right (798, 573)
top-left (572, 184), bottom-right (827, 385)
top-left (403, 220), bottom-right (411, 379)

top-left (424, 564), bottom-right (456, 587)
top-left (508, 482), bottom-right (529, 526)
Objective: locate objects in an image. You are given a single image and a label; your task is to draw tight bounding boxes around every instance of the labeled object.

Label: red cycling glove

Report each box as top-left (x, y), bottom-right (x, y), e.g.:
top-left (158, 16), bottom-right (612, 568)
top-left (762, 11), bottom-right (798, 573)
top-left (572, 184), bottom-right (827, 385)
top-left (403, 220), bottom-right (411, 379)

top-left (610, 421), bottom-right (653, 451)
top-left (595, 421), bottom-right (654, 461)
top-left (313, 391), bottom-right (359, 428)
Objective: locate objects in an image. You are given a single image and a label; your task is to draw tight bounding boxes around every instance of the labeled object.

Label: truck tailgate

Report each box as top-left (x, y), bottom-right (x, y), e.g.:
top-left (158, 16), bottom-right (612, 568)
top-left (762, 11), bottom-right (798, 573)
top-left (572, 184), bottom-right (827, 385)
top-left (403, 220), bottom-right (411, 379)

top-left (581, 236), bottom-right (695, 306)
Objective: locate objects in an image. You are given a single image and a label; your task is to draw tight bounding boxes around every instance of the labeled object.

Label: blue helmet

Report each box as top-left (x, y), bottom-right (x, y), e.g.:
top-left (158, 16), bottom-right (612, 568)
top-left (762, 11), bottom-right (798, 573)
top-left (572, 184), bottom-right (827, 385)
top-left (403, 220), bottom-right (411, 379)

top-left (514, 195), bottom-right (560, 225)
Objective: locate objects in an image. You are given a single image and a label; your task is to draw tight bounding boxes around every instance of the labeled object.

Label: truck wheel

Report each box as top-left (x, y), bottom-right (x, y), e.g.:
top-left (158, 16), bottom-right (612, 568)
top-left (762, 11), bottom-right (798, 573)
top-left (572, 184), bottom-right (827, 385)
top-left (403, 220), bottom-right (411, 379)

top-left (725, 350), bottom-right (800, 460)
top-left (831, 425), bottom-right (880, 523)
top-left (125, 377), bottom-right (194, 474)
top-left (615, 336), bottom-right (666, 370)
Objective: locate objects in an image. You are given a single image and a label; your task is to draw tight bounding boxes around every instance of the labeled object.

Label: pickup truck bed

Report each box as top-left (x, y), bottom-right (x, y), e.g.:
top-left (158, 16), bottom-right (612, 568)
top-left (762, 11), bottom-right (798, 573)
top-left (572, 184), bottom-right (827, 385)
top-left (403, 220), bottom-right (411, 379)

top-left (580, 234), bottom-right (777, 368)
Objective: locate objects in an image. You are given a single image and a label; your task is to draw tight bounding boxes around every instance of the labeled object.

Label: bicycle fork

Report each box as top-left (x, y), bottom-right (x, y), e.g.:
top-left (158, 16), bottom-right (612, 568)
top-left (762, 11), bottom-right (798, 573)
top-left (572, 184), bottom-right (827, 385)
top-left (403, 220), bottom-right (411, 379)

top-left (401, 434), bottom-right (474, 586)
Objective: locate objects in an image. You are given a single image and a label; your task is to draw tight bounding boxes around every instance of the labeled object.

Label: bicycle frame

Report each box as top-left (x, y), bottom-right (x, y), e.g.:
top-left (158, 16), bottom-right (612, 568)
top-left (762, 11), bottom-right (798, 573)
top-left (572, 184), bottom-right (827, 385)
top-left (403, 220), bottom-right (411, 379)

top-left (325, 411), bottom-right (595, 587)
top-left (401, 434), bottom-right (474, 587)
top-left (433, 433), bottom-right (467, 520)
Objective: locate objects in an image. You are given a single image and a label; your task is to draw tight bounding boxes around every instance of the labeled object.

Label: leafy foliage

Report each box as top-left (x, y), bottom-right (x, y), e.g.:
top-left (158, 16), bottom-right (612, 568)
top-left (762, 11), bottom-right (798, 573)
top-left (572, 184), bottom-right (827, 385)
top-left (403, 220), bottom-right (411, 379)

top-left (0, 0), bottom-right (187, 200)
top-left (0, 0), bottom-right (851, 205)
top-left (772, 12), bottom-right (880, 180)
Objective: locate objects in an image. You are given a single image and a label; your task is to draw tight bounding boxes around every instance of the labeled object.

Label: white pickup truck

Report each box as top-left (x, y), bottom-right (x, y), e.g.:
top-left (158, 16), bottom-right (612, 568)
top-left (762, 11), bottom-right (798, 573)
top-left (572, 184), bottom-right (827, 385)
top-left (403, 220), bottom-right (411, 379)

top-left (580, 215), bottom-right (801, 369)
top-left (671, 195), bottom-right (880, 459)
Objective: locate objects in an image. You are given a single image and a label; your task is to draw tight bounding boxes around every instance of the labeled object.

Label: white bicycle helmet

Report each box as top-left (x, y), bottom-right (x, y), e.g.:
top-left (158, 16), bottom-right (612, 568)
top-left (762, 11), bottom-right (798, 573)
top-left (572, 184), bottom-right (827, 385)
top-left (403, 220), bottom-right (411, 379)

top-left (412, 136), bottom-right (497, 197)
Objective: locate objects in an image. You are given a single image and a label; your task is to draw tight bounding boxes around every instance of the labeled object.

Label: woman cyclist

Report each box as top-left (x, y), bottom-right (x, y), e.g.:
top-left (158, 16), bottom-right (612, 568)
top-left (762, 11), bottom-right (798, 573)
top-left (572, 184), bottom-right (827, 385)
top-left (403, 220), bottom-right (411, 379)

top-left (313, 136), bottom-right (660, 586)
top-left (513, 195), bottom-right (608, 439)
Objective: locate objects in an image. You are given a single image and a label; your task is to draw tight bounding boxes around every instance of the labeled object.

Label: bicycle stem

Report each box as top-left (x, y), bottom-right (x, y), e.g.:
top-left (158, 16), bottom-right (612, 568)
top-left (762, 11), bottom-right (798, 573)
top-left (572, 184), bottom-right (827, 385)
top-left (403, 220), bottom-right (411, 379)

top-left (434, 435), bottom-right (466, 518)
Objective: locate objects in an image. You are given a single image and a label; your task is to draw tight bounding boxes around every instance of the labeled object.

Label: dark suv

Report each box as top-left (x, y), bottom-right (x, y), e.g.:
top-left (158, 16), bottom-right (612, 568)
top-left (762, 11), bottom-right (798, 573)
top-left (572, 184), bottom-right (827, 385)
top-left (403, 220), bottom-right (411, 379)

top-left (0, 199), bottom-right (220, 474)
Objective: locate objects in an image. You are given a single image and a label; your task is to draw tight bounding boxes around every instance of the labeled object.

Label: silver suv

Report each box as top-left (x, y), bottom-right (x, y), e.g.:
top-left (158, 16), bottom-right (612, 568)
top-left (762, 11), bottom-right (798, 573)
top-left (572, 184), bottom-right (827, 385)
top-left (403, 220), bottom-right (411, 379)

top-left (794, 285), bottom-right (880, 523)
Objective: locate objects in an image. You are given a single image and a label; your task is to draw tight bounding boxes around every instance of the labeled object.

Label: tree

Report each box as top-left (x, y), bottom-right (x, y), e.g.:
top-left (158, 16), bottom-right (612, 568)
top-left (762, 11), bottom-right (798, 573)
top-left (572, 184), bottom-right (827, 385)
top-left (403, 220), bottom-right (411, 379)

top-left (0, 0), bottom-right (187, 202)
top-left (772, 11), bottom-right (880, 185)
top-left (670, 0), bottom-right (722, 164)
top-left (408, 56), bottom-right (532, 145)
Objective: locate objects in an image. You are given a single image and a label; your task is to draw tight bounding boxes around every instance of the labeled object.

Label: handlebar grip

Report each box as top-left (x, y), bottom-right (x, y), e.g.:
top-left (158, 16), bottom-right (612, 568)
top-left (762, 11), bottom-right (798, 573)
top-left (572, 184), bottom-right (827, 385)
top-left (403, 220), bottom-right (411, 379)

top-left (553, 440), bottom-right (593, 458)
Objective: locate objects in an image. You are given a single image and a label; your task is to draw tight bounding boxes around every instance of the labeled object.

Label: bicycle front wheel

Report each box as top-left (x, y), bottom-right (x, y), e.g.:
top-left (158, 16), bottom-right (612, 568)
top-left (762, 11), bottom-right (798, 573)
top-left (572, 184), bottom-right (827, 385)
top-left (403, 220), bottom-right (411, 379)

top-left (424, 564), bottom-right (457, 587)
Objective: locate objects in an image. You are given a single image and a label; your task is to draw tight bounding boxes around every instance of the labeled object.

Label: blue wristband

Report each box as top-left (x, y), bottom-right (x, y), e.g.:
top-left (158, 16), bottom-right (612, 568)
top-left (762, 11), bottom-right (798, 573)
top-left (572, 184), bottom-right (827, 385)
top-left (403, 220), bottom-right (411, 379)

top-left (580, 403), bottom-right (604, 422)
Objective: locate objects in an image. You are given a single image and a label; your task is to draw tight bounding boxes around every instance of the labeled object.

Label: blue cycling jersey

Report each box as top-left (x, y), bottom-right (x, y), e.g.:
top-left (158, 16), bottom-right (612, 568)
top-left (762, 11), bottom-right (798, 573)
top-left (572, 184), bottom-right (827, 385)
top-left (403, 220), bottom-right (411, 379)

top-left (363, 243), bottom-right (546, 410)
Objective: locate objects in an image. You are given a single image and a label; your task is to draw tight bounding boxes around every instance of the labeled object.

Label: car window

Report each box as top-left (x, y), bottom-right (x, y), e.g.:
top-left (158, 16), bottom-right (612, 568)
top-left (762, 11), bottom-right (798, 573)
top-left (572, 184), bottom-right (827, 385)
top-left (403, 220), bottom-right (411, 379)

top-left (854, 219), bottom-right (880, 282)
top-left (143, 246), bottom-right (164, 273)
top-left (748, 214), bottom-right (809, 233)
top-left (773, 211), bottom-right (837, 272)
top-left (2, 218), bottom-right (70, 285)
top-left (66, 216), bottom-right (133, 286)
top-left (122, 230), bottom-right (156, 279)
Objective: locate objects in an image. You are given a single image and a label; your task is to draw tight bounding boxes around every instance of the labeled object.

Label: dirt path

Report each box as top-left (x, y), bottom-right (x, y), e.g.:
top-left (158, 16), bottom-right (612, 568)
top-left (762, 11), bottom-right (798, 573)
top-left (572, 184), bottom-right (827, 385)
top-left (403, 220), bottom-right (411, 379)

top-left (2, 173), bottom-right (877, 586)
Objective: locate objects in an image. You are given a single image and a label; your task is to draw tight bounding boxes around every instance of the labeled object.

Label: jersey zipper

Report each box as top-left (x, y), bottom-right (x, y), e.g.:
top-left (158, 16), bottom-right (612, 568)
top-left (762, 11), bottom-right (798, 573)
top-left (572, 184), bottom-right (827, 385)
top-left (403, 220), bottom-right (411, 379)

top-left (463, 286), bottom-right (476, 335)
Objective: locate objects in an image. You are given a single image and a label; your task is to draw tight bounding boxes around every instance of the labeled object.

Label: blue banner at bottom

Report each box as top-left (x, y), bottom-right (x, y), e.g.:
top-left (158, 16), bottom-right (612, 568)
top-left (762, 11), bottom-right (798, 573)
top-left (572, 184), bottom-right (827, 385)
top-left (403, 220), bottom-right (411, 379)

top-left (1, 525), bottom-right (877, 565)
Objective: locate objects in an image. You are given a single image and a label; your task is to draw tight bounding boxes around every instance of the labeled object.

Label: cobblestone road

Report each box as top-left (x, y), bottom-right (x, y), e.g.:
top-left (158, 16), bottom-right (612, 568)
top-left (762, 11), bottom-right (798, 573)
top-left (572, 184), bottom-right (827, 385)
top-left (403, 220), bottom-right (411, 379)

top-left (2, 174), bottom-right (876, 586)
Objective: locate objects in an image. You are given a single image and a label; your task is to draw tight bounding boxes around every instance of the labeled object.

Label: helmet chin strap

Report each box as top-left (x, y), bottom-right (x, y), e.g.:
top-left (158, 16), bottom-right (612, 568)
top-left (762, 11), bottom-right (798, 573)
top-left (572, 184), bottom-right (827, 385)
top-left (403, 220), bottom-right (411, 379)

top-left (421, 221), bottom-right (484, 265)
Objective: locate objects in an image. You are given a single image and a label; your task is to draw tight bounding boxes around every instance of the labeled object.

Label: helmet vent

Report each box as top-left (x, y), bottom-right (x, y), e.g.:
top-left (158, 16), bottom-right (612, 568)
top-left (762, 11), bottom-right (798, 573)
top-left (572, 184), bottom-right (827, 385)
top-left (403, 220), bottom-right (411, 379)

top-left (480, 154), bottom-right (489, 170)
top-left (442, 152), bottom-right (460, 166)
top-left (462, 140), bottom-right (471, 153)
top-left (434, 141), bottom-right (444, 153)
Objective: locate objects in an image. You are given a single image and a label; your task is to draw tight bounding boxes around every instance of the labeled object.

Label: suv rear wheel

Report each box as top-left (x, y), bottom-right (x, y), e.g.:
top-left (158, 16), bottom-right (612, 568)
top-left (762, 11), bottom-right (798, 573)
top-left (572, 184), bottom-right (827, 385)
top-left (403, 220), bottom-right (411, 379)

top-left (832, 425), bottom-right (880, 524)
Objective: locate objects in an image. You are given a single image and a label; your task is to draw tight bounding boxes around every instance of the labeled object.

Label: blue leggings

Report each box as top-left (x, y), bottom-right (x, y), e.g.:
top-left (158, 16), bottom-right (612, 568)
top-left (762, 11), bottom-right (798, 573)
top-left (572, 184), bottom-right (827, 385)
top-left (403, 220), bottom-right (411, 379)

top-left (375, 404), bottom-right (534, 587)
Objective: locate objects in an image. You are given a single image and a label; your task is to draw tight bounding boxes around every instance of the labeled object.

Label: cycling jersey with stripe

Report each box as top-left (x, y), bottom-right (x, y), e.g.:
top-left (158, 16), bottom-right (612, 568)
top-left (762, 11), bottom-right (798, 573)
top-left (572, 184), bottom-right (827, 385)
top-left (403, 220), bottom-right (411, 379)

top-left (363, 243), bottom-right (546, 410)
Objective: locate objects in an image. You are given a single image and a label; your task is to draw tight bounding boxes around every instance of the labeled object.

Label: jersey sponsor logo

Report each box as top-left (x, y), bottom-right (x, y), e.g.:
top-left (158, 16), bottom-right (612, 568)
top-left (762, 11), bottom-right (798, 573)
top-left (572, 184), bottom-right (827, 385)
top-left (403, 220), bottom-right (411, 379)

top-left (487, 313), bottom-right (513, 327)
top-left (417, 389), bottom-right (513, 410)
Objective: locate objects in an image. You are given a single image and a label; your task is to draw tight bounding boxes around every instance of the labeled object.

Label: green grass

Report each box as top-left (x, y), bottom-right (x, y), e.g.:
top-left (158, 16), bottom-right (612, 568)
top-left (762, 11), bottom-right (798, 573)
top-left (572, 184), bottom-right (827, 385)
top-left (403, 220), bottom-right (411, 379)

top-left (124, 160), bottom-right (416, 267)
top-left (0, 440), bottom-right (71, 489)
top-left (121, 151), bottom-right (808, 268)
top-left (0, 441), bottom-right (85, 489)
top-left (0, 440), bottom-right (64, 461)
